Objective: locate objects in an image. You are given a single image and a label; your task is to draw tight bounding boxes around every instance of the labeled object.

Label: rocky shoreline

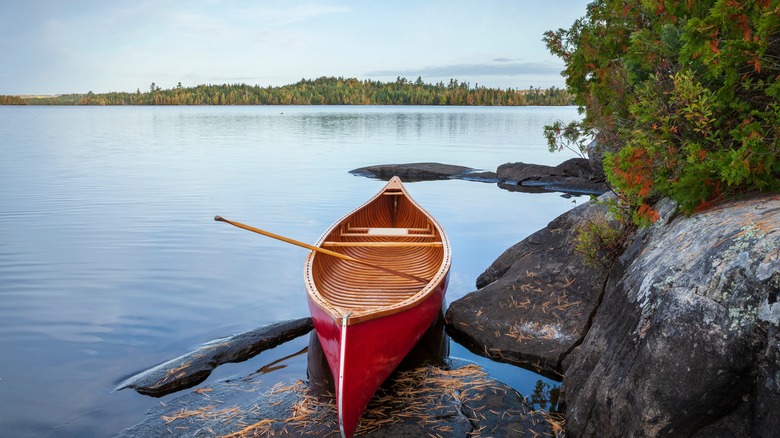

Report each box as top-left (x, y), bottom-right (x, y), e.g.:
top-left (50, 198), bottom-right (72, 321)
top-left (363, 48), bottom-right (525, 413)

top-left (446, 193), bottom-right (780, 436)
top-left (118, 160), bottom-right (780, 436)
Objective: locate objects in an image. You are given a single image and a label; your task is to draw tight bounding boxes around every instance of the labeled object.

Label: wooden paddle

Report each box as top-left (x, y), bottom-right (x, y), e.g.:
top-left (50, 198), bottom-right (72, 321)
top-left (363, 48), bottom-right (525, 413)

top-left (214, 215), bottom-right (429, 284)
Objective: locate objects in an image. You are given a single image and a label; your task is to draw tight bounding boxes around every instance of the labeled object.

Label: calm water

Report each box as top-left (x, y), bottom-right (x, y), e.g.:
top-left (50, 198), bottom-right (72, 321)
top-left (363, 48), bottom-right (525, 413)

top-left (0, 105), bottom-right (582, 436)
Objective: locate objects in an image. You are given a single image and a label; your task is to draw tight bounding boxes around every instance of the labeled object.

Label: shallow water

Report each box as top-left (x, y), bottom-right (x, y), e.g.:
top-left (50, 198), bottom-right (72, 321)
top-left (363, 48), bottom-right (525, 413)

top-left (0, 105), bottom-right (582, 436)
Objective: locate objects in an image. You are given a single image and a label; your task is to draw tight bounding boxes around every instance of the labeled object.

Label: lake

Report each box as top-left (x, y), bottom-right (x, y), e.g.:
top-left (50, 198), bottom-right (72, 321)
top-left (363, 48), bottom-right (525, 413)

top-left (0, 105), bottom-right (582, 436)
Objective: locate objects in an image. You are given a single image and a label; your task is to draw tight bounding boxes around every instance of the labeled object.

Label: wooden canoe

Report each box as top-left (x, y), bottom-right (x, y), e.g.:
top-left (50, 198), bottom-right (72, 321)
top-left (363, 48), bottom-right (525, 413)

top-left (304, 176), bottom-right (451, 438)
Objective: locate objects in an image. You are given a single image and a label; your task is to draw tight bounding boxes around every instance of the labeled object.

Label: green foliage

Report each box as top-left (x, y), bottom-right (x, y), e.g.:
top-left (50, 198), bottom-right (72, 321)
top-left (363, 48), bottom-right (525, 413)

top-left (574, 205), bottom-right (634, 269)
top-left (545, 0), bottom-right (780, 224)
top-left (543, 120), bottom-right (591, 158)
top-left (12, 77), bottom-right (574, 107)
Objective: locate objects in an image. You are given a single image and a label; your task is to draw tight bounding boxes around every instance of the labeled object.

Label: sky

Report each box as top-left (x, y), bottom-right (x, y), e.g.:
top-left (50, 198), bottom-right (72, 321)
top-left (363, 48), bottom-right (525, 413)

top-left (0, 0), bottom-right (592, 95)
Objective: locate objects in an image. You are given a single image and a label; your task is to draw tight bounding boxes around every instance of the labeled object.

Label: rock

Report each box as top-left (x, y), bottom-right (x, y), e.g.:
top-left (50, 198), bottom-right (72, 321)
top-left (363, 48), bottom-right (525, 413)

top-left (445, 196), bottom-right (612, 379)
top-left (116, 318), bottom-right (313, 396)
top-left (119, 332), bottom-right (558, 437)
top-left (587, 139), bottom-right (606, 180)
top-left (350, 162), bottom-right (475, 181)
top-left (351, 160), bottom-right (608, 195)
top-left (497, 159), bottom-right (608, 196)
top-left (497, 158), bottom-right (595, 181)
top-left (496, 162), bottom-right (565, 183)
top-left (555, 158), bottom-right (593, 178)
top-left (562, 194), bottom-right (780, 437)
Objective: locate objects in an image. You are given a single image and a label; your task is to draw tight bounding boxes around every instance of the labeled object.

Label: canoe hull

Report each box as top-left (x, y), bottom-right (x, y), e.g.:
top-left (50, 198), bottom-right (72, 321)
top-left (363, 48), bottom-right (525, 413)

top-left (304, 177), bottom-right (451, 437)
top-left (307, 273), bottom-right (448, 438)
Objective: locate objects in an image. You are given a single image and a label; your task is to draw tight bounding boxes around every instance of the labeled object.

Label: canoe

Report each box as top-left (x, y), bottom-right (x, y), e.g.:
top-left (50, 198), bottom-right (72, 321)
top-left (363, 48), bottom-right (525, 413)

top-left (304, 176), bottom-right (451, 438)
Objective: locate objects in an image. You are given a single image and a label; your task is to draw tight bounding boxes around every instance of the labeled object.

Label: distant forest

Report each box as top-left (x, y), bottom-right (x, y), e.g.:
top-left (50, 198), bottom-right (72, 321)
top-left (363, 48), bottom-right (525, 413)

top-left (2, 77), bottom-right (573, 106)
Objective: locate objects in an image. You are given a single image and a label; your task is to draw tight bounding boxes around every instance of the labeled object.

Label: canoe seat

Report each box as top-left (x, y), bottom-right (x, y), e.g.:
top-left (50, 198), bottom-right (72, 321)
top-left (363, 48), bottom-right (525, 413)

top-left (340, 226), bottom-right (435, 238)
top-left (321, 241), bottom-right (443, 247)
top-left (367, 227), bottom-right (409, 235)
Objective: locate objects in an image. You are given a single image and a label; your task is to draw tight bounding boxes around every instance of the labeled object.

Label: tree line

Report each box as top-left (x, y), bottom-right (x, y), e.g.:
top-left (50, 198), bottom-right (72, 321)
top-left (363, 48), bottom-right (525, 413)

top-left (3, 77), bottom-right (573, 106)
top-left (0, 95), bottom-right (27, 105)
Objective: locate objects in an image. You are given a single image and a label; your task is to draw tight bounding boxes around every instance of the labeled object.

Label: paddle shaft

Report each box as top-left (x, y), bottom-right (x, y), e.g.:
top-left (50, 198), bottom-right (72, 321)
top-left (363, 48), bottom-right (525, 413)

top-left (214, 216), bottom-right (429, 284)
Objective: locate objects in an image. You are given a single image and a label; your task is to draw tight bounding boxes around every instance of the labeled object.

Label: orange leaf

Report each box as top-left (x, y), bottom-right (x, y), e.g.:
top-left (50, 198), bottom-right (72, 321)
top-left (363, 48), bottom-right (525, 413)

top-left (638, 204), bottom-right (660, 223)
top-left (710, 38), bottom-right (720, 54)
top-left (753, 56), bottom-right (761, 73)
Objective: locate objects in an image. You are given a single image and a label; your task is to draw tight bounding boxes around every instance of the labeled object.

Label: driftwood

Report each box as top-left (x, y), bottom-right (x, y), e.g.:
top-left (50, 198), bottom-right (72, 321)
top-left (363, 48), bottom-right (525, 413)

top-left (116, 317), bottom-right (313, 397)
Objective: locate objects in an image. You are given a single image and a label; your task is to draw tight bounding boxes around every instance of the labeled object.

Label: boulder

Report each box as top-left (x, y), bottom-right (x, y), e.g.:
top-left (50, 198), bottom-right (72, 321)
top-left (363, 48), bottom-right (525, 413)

top-left (445, 197), bottom-right (611, 379)
top-left (496, 159), bottom-right (608, 195)
top-left (562, 194), bottom-right (780, 437)
top-left (555, 158), bottom-right (593, 179)
top-left (496, 162), bottom-right (565, 183)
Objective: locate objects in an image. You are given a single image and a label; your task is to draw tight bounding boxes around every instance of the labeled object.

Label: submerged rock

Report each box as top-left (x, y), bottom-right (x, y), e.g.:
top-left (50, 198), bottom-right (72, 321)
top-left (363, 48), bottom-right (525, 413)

top-left (119, 333), bottom-right (559, 437)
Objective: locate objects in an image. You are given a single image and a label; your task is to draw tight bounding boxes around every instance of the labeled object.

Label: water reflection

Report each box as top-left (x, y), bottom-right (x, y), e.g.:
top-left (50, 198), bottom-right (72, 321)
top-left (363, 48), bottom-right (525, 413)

top-left (0, 105), bottom-right (580, 435)
top-left (250, 346), bottom-right (308, 377)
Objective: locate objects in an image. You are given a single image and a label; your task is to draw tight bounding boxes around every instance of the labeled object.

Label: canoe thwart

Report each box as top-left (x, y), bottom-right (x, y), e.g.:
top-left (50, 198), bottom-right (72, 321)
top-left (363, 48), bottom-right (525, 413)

top-left (341, 226), bottom-right (434, 238)
top-left (368, 227), bottom-right (408, 235)
top-left (321, 241), bottom-right (444, 247)
top-left (347, 226), bottom-right (431, 233)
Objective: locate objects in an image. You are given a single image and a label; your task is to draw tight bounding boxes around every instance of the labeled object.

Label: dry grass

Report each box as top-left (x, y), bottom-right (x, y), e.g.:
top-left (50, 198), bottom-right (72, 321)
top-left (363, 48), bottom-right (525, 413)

top-left (162, 406), bottom-right (216, 424)
top-left (219, 419), bottom-right (273, 438)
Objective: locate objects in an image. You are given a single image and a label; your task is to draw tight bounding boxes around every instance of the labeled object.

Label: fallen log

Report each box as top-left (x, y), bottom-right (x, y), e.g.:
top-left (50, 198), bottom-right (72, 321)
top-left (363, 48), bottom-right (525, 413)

top-left (116, 317), bottom-right (313, 397)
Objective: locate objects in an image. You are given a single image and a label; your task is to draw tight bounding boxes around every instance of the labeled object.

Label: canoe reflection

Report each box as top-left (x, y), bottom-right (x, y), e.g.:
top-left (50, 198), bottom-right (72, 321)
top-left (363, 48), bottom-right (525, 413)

top-left (307, 309), bottom-right (449, 396)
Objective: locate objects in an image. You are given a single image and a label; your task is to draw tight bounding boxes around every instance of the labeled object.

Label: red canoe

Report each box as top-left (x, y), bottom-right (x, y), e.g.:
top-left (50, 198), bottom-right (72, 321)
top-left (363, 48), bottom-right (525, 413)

top-left (304, 176), bottom-right (451, 437)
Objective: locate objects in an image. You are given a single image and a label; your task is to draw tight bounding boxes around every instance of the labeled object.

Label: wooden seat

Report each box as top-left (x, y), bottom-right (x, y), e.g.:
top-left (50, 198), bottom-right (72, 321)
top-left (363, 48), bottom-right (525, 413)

top-left (321, 241), bottom-right (443, 247)
top-left (340, 226), bottom-right (435, 238)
